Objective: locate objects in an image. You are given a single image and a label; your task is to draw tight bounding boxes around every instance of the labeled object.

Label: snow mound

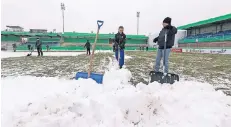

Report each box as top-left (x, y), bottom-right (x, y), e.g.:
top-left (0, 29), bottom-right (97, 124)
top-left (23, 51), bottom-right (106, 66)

top-left (2, 69), bottom-right (231, 127)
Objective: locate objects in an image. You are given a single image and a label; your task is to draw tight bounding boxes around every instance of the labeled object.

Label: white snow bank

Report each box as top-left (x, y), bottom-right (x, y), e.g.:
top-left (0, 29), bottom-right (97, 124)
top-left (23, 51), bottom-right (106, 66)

top-left (2, 68), bottom-right (231, 127)
top-left (1, 51), bottom-right (84, 58)
top-left (125, 55), bottom-right (132, 59)
top-left (95, 50), bottom-right (113, 53)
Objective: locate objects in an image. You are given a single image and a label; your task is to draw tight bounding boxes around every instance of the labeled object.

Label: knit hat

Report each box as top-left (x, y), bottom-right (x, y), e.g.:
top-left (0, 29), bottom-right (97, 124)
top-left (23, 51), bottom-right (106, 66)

top-left (163, 17), bottom-right (171, 25)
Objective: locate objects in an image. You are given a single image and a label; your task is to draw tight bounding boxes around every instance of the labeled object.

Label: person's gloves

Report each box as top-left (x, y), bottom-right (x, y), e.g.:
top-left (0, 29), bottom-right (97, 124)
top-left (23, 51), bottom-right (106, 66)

top-left (153, 37), bottom-right (158, 43)
top-left (119, 43), bottom-right (125, 49)
top-left (164, 25), bottom-right (173, 29)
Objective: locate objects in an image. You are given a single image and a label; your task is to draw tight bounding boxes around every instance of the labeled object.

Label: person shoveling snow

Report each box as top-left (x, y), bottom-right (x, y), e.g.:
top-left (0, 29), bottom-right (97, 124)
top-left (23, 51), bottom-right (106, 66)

top-left (150, 17), bottom-right (179, 84)
top-left (26, 46), bottom-right (34, 56)
top-left (153, 17), bottom-right (177, 73)
top-left (35, 38), bottom-right (43, 56)
top-left (114, 26), bottom-right (126, 69)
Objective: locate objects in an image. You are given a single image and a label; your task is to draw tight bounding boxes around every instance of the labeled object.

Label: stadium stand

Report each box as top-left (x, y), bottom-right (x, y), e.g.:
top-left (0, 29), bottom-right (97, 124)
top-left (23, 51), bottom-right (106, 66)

top-left (178, 13), bottom-right (231, 48)
top-left (1, 30), bottom-right (148, 51)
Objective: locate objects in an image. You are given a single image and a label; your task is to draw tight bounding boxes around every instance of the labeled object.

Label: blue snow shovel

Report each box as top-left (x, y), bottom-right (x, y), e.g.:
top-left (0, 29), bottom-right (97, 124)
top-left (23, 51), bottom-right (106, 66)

top-left (75, 20), bottom-right (104, 84)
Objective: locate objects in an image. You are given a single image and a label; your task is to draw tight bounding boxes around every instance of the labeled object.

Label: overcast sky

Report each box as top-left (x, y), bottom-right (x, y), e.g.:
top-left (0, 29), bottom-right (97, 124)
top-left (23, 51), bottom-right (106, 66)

top-left (1, 0), bottom-right (231, 34)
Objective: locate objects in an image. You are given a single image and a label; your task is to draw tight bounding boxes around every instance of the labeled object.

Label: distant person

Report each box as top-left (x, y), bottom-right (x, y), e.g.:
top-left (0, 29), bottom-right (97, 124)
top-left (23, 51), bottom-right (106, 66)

top-left (35, 38), bottom-right (43, 56)
top-left (114, 26), bottom-right (126, 69)
top-left (84, 40), bottom-right (91, 55)
top-left (46, 45), bottom-right (50, 51)
top-left (12, 43), bottom-right (16, 52)
top-left (27, 45), bottom-right (31, 51)
top-left (27, 46), bottom-right (34, 56)
top-left (153, 17), bottom-right (177, 73)
top-left (111, 41), bottom-right (115, 52)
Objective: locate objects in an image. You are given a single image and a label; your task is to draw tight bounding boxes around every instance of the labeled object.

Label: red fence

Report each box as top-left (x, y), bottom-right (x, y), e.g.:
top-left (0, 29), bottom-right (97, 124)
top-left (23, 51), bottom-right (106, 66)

top-left (171, 48), bottom-right (182, 53)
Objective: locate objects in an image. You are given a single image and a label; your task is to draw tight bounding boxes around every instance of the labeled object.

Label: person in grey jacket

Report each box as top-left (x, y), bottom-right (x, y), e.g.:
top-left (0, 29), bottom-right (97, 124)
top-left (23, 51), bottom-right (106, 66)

top-left (35, 38), bottom-right (43, 56)
top-left (153, 17), bottom-right (177, 73)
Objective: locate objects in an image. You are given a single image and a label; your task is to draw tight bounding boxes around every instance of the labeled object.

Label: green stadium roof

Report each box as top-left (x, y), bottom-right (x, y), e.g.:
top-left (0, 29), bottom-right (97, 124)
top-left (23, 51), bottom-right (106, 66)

top-left (178, 13), bottom-right (231, 30)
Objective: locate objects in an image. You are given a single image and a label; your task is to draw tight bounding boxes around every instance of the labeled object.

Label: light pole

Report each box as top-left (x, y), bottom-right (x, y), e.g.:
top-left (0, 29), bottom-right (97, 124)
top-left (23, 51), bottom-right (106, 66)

top-left (61, 3), bottom-right (65, 33)
top-left (136, 12), bottom-right (140, 35)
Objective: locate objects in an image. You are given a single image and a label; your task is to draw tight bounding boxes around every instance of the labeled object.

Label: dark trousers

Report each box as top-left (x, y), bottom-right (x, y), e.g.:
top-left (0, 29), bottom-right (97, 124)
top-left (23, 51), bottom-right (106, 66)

top-left (87, 48), bottom-right (91, 55)
top-left (115, 49), bottom-right (124, 68)
top-left (37, 47), bottom-right (43, 56)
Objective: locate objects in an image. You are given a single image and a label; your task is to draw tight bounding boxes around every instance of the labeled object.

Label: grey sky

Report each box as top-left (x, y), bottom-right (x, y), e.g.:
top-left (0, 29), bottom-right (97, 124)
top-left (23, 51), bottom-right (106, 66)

top-left (1, 0), bottom-right (231, 34)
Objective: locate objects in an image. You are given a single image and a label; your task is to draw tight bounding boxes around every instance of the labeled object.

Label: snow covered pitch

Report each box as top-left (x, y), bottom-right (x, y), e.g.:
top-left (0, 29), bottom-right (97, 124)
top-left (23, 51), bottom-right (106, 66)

top-left (1, 51), bottom-right (231, 127)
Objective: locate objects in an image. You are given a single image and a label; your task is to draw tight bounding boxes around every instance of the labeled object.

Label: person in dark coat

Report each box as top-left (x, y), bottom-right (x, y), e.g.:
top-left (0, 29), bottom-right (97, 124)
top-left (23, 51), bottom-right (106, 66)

top-left (27, 46), bottom-right (34, 56)
top-left (112, 42), bottom-right (116, 52)
top-left (12, 43), bottom-right (17, 52)
top-left (114, 26), bottom-right (126, 69)
top-left (46, 45), bottom-right (50, 51)
top-left (35, 38), bottom-right (43, 56)
top-left (84, 40), bottom-right (91, 55)
top-left (28, 45), bottom-right (31, 51)
top-left (153, 17), bottom-right (177, 73)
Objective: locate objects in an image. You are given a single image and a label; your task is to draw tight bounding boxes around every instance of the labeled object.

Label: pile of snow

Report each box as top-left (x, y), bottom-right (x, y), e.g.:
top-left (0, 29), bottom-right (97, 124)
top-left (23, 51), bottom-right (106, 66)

top-left (2, 68), bottom-right (231, 127)
top-left (95, 50), bottom-right (113, 53)
top-left (125, 55), bottom-right (132, 59)
top-left (1, 51), bottom-right (84, 58)
top-left (1, 51), bottom-right (134, 60)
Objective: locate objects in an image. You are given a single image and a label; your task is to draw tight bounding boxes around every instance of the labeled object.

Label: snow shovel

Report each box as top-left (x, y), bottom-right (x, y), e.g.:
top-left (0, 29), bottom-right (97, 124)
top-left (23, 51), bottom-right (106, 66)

top-left (149, 31), bottom-right (179, 84)
top-left (75, 20), bottom-right (104, 84)
top-left (117, 39), bottom-right (121, 68)
top-left (117, 36), bottom-right (124, 69)
top-left (27, 47), bottom-right (34, 56)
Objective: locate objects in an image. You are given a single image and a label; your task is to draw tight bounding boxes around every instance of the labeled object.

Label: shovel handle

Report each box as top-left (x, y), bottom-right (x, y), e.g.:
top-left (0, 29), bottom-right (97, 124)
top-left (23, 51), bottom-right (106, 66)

top-left (97, 20), bottom-right (104, 29)
top-left (88, 20), bottom-right (104, 78)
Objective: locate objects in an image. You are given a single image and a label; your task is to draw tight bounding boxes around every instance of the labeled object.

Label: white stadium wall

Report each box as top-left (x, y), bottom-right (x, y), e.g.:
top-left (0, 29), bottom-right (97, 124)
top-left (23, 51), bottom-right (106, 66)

top-left (148, 30), bottom-right (187, 48)
top-left (148, 33), bottom-right (159, 48)
top-left (174, 30), bottom-right (187, 47)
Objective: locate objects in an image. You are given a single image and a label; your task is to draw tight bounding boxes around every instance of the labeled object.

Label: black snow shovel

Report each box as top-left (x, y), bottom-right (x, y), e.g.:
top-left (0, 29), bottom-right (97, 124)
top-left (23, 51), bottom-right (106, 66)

top-left (27, 48), bottom-right (33, 56)
top-left (149, 32), bottom-right (179, 84)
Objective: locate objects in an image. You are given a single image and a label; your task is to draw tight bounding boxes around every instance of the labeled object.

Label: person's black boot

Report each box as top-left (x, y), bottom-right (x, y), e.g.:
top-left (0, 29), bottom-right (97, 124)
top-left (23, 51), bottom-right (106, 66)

top-left (119, 66), bottom-right (122, 69)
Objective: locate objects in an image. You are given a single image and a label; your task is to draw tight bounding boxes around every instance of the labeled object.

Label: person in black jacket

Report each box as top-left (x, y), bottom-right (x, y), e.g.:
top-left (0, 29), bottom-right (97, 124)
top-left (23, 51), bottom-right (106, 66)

top-left (114, 26), bottom-right (126, 69)
top-left (84, 40), bottom-right (91, 55)
top-left (28, 44), bottom-right (31, 51)
top-left (46, 44), bottom-right (50, 51)
top-left (35, 38), bottom-right (43, 56)
top-left (12, 43), bottom-right (17, 52)
top-left (153, 17), bottom-right (177, 73)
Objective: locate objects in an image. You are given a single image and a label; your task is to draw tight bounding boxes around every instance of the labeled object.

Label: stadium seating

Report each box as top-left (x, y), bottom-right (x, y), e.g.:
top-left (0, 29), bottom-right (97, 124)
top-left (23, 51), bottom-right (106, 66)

top-left (179, 30), bottom-right (231, 43)
top-left (1, 35), bottom-right (21, 42)
top-left (1, 31), bottom-right (148, 51)
top-left (63, 32), bottom-right (147, 44)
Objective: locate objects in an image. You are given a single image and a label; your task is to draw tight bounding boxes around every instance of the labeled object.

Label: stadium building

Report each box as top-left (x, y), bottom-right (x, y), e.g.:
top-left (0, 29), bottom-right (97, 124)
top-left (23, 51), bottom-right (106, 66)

top-left (178, 13), bottom-right (231, 48)
top-left (1, 27), bottom-right (148, 51)
top-left (2, 13), bottom-right (231, 52)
